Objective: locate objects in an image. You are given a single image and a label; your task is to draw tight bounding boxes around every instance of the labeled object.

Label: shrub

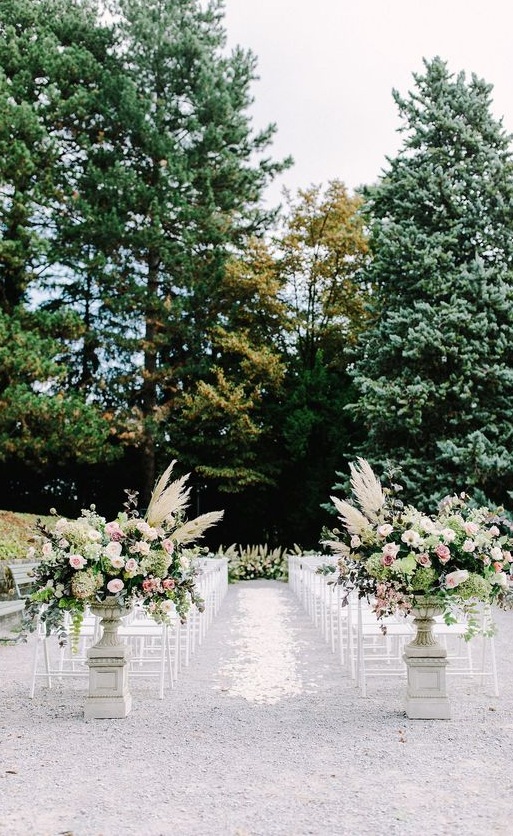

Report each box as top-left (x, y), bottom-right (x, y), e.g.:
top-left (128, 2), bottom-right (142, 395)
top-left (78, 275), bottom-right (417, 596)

top-left (215, 543), bottom-right (296, 582)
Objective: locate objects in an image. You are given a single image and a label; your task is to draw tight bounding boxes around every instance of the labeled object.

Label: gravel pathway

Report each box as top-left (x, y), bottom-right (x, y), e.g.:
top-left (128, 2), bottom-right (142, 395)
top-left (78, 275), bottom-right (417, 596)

top-left (1, 579), bottom-right (513, 836)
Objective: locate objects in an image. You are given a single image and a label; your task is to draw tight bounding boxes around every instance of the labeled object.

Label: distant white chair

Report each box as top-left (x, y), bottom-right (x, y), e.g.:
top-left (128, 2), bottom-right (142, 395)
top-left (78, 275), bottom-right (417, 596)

top-left (352, 596), bottom-right (413, 696)
top-left (120, 608), bottom-right (178, 698)
top-left (8, 562), bottom-right (39, 599)
top-left (433, 606), bottom-right (499, 697)
top-left (29, 608), bottom-right (98, 698)
top-left (288, 557), bottom-right (500, 697)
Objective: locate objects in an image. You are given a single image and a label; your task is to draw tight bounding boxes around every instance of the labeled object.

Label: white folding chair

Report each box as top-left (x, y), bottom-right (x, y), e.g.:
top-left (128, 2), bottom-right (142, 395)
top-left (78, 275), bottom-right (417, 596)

top-left (29, 608), bottom-right (99, 698)
top-left (353, 597), bottom-right (414, 697)
top-left (434, 605), bottom-right (499, 696)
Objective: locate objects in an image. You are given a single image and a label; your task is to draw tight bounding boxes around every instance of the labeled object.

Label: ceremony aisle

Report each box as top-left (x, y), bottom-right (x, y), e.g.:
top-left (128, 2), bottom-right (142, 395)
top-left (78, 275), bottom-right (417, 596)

top-left (1, 580), bottom-right (513, 836)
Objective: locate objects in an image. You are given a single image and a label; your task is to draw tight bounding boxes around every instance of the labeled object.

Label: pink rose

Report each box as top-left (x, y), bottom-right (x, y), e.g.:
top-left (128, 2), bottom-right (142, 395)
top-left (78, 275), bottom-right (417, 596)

top-left (377, 524), bottom-right (393, 538)
top-left (462, 539), bottom-right (476, 553)
top-left (435, 544), bottom-right (451, 563)
top-left (489, 526), bottom-right (500, 538)
top-left (445, 569), bottom-right (469, 589)
top-left (142, 578), bottom-right (155, 592)
top-left (417, 553), bottom-right (431, 567)
top-left (162, 538), bottom-right (175, 554)
top-left (69, 554), bottom-right (87, 570)
top-left (463, 521), bottom-right (479, 536)
top-left (124, 558), bottom-right (139, 574)
top-left (162, 578), bottom-right (175, 590)
top-left (105, 521), bottom-right (125, 541)
top-left (381, 553), bottom-right (396, 567)
top-left (107, 578), bottom-right (124, 594)
top-left (382, 542), bottom-right (400, 559)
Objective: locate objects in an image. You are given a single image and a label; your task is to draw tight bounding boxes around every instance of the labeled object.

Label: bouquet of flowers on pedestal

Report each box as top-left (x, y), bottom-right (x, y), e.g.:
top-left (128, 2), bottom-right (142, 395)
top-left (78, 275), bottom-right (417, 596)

top-left (321, 458), bottom-right (513, 636)
top-left (23, 461), bottom-right (223, 643)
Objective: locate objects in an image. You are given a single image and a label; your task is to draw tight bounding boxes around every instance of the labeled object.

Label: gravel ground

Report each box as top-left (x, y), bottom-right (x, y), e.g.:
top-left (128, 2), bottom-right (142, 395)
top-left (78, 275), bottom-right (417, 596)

top-left (1, 579), bottom-right (513, 836)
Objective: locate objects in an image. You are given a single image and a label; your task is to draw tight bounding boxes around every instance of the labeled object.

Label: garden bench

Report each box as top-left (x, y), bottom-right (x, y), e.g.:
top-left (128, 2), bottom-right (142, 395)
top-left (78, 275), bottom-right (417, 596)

top-left (7, 562), bottom-right (39, 599)
top-left (0, 563), bottom-right (38, 625)
top-left (0, 599), bottom-right (26, 618)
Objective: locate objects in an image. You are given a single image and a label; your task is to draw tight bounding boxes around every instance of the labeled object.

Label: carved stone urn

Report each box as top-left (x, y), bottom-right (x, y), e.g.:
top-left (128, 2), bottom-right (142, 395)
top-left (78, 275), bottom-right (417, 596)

top-left (84, 597), bottom-right (132, 720)
top-left (403, 598), bottom-right (451, 720)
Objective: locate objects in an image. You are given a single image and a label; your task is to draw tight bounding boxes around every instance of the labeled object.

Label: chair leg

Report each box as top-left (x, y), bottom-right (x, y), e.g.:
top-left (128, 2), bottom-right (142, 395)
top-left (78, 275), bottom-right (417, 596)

top-left (43, 636), bottom-right (52, 690)
top-left (166, 625), bottom-right (174, 690)
top-left (29, 636), bottom-right (39, 699)
top-left (356, 598), bottom-right (367, 697)
top-left (159, 626), bottom-right (167, 700)
top-left (174, 623), bottom-right (181, 680)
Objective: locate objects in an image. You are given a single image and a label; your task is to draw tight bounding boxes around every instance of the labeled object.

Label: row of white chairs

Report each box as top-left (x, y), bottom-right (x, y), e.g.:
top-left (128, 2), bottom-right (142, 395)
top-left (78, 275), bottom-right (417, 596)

top-left (289, 555), bottom-right (499, 697)
top-left (29, 557), bottom-right (229, 699)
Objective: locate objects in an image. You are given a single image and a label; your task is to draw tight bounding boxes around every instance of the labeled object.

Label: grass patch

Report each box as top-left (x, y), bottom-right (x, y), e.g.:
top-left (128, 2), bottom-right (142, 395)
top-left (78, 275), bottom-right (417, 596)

top-left (0, 510), bottom-right (53, 594)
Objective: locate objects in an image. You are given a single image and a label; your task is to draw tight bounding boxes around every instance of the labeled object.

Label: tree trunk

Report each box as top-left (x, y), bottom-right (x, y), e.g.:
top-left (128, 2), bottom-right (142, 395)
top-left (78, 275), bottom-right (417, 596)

top-left (139, 247), bottom-right (160, 507)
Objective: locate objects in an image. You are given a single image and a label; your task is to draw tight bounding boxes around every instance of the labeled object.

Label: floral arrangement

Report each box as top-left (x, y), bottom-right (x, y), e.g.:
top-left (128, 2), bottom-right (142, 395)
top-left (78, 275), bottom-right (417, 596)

top-left (322, 458), bottom-right (513, 635)
top-left (217, 543), bottom-right (290, 582)
top-left (23, 461), bottom-right (223, 643)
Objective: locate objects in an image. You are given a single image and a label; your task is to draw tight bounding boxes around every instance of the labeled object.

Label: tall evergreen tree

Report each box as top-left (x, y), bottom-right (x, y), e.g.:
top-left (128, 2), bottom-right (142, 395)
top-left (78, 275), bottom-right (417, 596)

top-left (177, 237), bottom-right (288, 494)
top-left (351, 57), bottom-right (513, 507)
top-left (1, 0), bottom-right (290, 521)
top-left (0, 0), bottom-right (120, 500)
top-left (82, 0), bottom-right (289, 501)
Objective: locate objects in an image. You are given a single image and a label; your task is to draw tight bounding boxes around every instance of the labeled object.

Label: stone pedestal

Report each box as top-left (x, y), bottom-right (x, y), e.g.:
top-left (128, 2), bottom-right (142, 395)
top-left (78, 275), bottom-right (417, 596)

top-left (84, 599), bottom-right (132, 720)
top-left (403, 604), bottom-right (451, 720)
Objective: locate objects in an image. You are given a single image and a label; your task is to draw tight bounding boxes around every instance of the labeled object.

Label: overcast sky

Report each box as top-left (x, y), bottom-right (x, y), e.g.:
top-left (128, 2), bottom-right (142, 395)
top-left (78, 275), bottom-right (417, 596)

top-left (223, 0), bottom-right (513, 204)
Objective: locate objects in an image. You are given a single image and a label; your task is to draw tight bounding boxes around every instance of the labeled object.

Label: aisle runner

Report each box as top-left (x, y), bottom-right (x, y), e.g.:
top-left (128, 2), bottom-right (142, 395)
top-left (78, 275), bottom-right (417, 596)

top-left (216, 585), bottom-right (303, 703)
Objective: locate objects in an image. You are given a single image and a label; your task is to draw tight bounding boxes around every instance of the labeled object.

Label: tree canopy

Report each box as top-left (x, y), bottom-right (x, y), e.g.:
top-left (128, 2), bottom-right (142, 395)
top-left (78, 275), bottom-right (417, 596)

top-left (350, 57), bottom-right (513, 507)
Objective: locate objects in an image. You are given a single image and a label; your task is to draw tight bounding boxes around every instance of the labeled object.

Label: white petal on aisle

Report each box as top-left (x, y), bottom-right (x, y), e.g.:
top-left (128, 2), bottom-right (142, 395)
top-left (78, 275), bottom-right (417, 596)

top-left (216, 585), bottom-right (304, 704)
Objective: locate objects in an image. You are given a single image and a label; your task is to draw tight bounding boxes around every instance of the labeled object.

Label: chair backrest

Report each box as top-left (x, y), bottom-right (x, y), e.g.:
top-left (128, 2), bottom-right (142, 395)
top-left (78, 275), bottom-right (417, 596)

top-left (7, 563), bottom-right (39, 598)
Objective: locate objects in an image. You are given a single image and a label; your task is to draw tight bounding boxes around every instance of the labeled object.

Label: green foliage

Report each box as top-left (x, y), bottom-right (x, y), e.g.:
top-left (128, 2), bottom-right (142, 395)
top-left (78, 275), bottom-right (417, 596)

top-left (0, 0), bottom-right (290, 507)
top-left (0, 308), bottom-right (118, 466)
top-left (277, 181), bottom-right (370, 369)
top-left (216, 543), bottom-right (291, 582)
top-left (351, 57), bottom-right (513, 508)
top-left (176, 239), bottom-right (288, 492)
top-left (252, 182), bottom-right (371, 547)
